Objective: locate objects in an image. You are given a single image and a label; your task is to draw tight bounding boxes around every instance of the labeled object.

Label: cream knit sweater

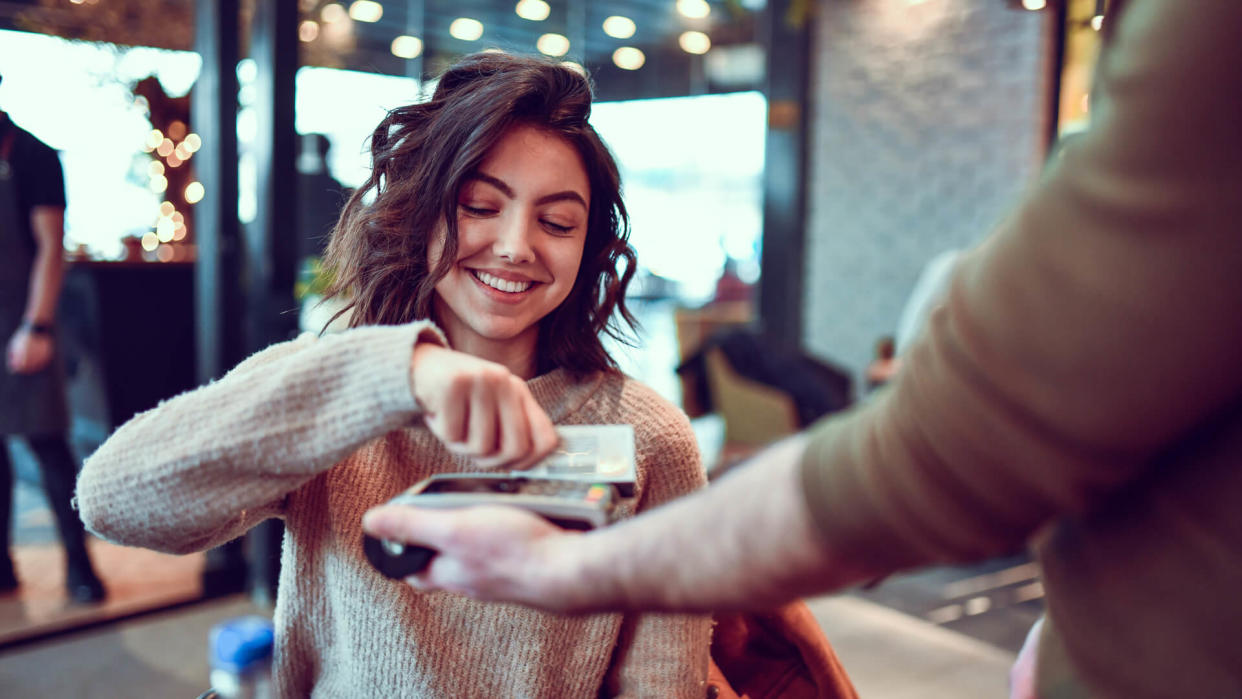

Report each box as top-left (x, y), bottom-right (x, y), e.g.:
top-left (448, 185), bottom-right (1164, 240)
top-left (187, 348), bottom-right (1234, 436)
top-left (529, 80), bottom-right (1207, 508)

top-left (77, 321), bottom-right (711, 697)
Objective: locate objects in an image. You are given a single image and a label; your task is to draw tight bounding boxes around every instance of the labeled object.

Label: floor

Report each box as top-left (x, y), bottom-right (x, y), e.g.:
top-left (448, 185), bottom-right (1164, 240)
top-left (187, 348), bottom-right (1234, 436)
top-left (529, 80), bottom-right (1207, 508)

top-left (0, 589), bottom-right (1015, 698)
top-left (0, 538), bottom-right (204, 648)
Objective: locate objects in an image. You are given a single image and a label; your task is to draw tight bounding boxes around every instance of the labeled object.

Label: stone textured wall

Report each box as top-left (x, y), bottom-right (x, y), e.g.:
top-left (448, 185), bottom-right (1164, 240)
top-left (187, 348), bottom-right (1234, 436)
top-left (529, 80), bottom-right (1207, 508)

top-left (802, 0), bottom-right (1051, 378)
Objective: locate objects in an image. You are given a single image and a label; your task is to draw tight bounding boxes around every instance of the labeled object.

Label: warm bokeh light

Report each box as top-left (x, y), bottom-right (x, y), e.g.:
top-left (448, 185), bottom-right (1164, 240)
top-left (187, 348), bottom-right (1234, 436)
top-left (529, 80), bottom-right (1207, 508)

top-left (679, 31), bottom-right (711, 55)
top-left (612, 47), bottom-right (645, 71)
top-left (148, 161), bottom-right (165, 177)
top-left (299, 20), bottom-right (320, 42)
top-left (348, 0), bottom-right (383, 23)
top-left (183, 133), bottom-right (202, 153)
top-left (1021, 0), bottom-right (1047, 10)
top-left (560, 61), bottom-right (585, 76)
top-left (159, 201), bottom-right (176, 217)
top-left (149, 175), bottom-right (168, 193)
top-left (166, 153), bottom-right (183, 168)
top-left (320, 3), bottom-right (347, 23)
top-left (602, 16), bottom-right (636, 39)
top-left (184, 181), bottom-right (205, 204)
top-left (676, 0), bottom-right (710, 20)
top-left (536, 33), bottom-right (570, 57)
top-left (391, 35), bottom-right (423, 59)
top-left (156, 217), bottom-right (176, 243)
top-left (449, 18), bottom-right (485, 41)
top-left (141, 232), bottom-right (159, 251)
top-left (1090, 14), bottom-right (1104, 30)
top-left (156, 138), bottom-right (174, 157)
top-left (145, 129), bottom-right (164, 150)
top-left (167, 120), bottom-right (187, 140)
top-left (156, 244), bottom-right (174, 262)
top-left (514, 0), bottom-right (550, 22)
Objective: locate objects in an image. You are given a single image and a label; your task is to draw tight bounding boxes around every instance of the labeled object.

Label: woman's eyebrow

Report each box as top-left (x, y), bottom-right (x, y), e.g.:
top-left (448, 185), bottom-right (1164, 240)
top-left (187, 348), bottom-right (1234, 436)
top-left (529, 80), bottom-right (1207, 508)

top-left (535, 191), bottom-right (587, 209)
top-left (470, 172), bottom-right (515, 198)
top-left (470, 171), bottom-right (587, 210)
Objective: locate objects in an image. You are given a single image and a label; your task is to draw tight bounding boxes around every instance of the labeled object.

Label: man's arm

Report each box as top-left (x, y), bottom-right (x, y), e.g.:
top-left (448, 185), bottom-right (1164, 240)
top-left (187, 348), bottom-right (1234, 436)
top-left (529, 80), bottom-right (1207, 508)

top-left (362, 0), bottom-right (1242, 615)
top-left (6, 205), bottom-right (64, 374)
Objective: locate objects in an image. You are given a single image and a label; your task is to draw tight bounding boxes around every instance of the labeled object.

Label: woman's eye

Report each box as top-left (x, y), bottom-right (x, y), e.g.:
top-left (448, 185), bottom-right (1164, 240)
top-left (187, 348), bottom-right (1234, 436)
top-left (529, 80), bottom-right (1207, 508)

top-left (542, 220), bottom-right (574, 235)
top-left (460, 204), bottom-right (495, 217)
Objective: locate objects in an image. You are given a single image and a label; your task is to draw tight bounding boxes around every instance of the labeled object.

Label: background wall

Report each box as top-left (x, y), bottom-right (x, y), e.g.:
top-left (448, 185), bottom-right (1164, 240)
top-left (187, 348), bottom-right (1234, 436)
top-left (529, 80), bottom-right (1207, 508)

top-left (802, 0), bottom-right (1052, 377)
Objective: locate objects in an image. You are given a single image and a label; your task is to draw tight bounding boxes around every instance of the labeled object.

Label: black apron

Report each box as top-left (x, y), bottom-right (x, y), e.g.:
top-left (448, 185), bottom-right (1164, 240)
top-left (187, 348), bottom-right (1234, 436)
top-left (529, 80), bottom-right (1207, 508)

top-left (0, 128), bottom-right (69, 436)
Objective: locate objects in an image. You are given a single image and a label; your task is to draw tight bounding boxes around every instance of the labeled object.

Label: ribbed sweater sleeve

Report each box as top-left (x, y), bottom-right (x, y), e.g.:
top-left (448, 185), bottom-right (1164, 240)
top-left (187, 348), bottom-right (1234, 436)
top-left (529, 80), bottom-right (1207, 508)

top-left (76, 321), bottom-right (445, 555)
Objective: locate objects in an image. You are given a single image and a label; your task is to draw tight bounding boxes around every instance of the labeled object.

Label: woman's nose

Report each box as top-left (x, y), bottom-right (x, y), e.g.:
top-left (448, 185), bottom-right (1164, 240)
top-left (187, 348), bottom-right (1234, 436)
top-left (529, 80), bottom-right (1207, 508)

top-left (493, 215), bottom-right (536, 263)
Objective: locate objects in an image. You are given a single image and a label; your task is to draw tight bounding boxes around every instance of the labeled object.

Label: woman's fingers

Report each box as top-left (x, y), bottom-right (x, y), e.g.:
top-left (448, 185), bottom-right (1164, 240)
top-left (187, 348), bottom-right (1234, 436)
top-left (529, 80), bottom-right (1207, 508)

top-left (474, 376), bottom-right (531, 469)
top-left (412, 345), bottom-right (558, 467)
top-left (466, 373), bottom-right (499, 457)
top-left (508, 390), bottom-right (560, 471)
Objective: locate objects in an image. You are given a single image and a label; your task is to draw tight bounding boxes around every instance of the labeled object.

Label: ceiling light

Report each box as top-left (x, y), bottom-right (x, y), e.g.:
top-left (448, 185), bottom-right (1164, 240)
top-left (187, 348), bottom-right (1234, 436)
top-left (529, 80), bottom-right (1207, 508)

top-left (515, 0), bottom-right (551, 22)
top-left (612, 47), bottom-right (645, 71)
top-left (602, 16), bottom-right (636, 39)
top-left (1090, 14), bottom-right (1104, 30)
top-left (348, 0), bottom-right (382, 22)
top-left (679, 30), bottom-right (711, 55)
top-left (536, 33), bottom-right (570, 57)
top-left (298, 20), bottom-right (319, 42)
top-left (391, 35), bottom-right (423, 59)
top-left (320, 2), bottom-right (346, 23)
top-left (449, 17), bottom-right (485, 41)
top-left (1021, 0), bottom-right (1046, 9)
top-left (676, 0), bottom-right (711, 20)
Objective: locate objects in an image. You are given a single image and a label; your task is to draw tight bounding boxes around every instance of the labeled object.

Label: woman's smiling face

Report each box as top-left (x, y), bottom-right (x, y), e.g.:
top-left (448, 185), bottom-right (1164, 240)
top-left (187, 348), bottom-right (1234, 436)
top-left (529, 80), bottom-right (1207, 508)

top-left (428, 124), bottom-right (590, 368)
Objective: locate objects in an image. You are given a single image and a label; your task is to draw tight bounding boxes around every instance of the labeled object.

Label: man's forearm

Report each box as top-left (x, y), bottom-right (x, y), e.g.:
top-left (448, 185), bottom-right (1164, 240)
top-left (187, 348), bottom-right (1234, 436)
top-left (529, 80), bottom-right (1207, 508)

top-left (25, 207), bottom-right (66, 323)
top-left (557, 436), bottom-right (872, 613)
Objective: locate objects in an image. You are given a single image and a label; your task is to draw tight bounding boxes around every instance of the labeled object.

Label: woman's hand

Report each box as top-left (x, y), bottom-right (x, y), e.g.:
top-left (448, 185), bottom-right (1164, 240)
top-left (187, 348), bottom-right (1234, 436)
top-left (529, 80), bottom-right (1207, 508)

top-left (409, 343), bottom-right (560, 469)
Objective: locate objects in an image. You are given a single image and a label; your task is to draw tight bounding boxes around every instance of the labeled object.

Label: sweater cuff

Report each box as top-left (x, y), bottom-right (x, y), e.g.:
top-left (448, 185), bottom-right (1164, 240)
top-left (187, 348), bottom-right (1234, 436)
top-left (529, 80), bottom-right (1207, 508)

top-left (340, 320), bottom-right (447, 417)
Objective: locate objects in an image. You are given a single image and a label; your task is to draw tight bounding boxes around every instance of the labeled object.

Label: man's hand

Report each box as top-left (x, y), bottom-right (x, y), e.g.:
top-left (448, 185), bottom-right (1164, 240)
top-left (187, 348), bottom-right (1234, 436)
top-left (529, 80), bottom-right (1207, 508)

top-left (6, 327), bottom-right (53, 374)
top-left (362, 503), bottom-right (585, 611)
top-left (409, 343), bottom-right (559, 470)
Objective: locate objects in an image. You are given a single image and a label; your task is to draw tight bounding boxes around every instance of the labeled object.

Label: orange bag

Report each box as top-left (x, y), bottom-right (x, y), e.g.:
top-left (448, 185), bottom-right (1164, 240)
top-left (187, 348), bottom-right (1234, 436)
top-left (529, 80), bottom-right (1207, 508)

top-left (706, 600), bottom-right (859, 699)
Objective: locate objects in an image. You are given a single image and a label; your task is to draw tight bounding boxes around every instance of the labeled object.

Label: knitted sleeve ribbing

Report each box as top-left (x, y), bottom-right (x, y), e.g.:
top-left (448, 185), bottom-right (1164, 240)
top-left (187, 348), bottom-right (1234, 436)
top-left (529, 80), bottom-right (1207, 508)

top-left (76, 321), bottom-right (445, 554)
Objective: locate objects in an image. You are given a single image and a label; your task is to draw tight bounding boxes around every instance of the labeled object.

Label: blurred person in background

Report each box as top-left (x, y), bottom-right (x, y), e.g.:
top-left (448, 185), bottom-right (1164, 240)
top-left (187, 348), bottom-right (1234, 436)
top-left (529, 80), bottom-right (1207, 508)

top-left (363, 2), bottom-right (1242, 697)
top-left (0, 74), bottom-right (105, 603)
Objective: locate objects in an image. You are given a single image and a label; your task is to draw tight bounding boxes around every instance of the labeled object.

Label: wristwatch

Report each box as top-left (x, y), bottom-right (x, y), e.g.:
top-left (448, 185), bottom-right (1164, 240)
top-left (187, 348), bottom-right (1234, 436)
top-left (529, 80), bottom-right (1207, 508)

top-left (20, 320), bottom-right (54, 335)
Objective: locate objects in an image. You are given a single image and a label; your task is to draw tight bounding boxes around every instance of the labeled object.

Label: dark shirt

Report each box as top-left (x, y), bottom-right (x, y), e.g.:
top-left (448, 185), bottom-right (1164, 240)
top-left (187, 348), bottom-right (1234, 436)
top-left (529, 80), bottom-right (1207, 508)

top-left (0, 114), bottom-right (66, 252)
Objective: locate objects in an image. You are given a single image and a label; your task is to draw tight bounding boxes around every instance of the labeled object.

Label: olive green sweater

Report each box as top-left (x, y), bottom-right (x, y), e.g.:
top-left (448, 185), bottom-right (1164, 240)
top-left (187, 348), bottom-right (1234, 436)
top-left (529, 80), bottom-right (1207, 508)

top-left (77, 321), bottom-right (711, 697)
top-left (800, 2), bottom-right (1242, 696)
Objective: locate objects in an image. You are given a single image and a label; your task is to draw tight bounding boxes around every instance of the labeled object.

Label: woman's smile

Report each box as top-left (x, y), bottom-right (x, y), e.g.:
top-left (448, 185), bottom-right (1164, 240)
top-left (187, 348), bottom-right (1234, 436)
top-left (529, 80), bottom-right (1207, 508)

top-left (428, 124), bottom-right (590, 364)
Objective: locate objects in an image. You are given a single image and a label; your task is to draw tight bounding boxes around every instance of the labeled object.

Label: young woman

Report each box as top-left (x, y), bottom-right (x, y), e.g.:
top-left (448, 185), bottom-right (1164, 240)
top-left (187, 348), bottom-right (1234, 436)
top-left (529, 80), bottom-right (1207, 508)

top-left (77, 53), bottom-right (711, 697)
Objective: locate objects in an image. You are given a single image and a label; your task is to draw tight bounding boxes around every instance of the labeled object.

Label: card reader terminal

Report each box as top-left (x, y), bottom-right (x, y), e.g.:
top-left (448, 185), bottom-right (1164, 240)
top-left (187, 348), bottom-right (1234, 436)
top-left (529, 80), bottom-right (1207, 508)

top-left (363, 473), bottom-right (620, 580)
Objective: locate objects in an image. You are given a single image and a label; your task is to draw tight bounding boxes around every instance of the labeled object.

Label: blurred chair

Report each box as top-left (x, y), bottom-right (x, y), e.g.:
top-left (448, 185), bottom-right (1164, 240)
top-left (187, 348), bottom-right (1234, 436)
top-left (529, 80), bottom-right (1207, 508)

top-left (704, 347), bottom-right (800, 446)
top-left (674, 301), bottom-right (754, 418)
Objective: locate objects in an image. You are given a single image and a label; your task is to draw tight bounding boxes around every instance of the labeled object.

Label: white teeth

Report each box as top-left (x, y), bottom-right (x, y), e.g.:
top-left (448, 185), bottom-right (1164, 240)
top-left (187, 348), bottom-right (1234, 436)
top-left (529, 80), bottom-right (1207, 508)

top-left (474, 270), bottom-right (533, 293)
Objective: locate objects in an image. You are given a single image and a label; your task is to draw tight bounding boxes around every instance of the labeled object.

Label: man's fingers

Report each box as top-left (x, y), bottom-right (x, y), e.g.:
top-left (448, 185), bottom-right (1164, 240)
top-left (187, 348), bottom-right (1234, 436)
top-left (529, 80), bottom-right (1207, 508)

top-left (363, 504), bottom-right (458, 549)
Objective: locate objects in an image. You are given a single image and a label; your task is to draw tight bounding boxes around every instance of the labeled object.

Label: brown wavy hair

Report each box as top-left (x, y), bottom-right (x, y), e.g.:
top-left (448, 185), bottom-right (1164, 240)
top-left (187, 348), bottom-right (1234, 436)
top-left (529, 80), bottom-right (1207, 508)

top-left (321, 52), bottom-right (637, 376)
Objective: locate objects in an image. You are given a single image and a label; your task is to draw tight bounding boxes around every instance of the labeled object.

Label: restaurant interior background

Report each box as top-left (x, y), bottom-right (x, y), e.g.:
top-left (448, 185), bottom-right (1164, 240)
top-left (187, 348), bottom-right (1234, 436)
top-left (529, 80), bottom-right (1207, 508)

top-left (0, 0), bottom-right (1105, 653)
